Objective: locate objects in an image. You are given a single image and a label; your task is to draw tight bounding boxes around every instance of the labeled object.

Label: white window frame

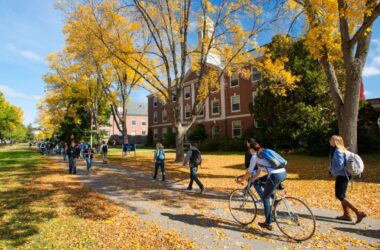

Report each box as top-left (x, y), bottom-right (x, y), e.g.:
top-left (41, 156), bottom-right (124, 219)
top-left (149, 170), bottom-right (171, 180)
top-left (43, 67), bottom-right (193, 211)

top-left (142, 130), bottom-right (146, 135)
top-left (162, 127), bottom-right (168, 138)
top-left (153, 128), bottom-right (158, 139)
top-left (162, 109), bottom-right (167, 123)
top-left (252, 91), bottom-right (257, 105)
top-left (131, 130), bottom-right (136, 136)
top-left (141, 120), bottom-right (146, 126)
top-left (153, 111), bottom-right (158, 123)
top-left (196, 103), bottom-right (204, 116)
top-left (131, 119), bottom-right (137, 126)
top-left (231, 95), bottom-right (240, 112)
top-left (211, 99), bottom-right (219, 115)
top-left (153, 97), bottom-right (158, 107)
top-left (230, 73), bottom-right (239, 87)
top-left (232, 121), bottom-right (242, 138)
top-left (251, 66), bottom-right (262, 82)
top-left (185, 105), bottom-right (192, 119)
top-left (184, 86), bottom-right (191, 99)
top-left (212, 125), bottom-right (220, 138)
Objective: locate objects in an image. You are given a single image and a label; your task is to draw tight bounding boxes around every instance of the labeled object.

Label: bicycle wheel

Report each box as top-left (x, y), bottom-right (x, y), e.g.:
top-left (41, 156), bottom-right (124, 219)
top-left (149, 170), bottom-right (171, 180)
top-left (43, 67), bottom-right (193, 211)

top-left (229, 189), bottom-right (257, 225)
top-left (274, 196), bottom-right (316, 241)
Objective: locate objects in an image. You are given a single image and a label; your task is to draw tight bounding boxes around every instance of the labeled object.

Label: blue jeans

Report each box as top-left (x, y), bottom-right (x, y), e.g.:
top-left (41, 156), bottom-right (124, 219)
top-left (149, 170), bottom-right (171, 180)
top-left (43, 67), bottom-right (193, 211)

top-left (86, 158), bottom-right (92, 172)
top-left (189, 165), bottom-right (204, 190)
top-left (69, 157), bottom-right (76, 174)
top-left (153, 161), bottom-right (166, 180)
top-left (262, 172), bottom-right (286, 225)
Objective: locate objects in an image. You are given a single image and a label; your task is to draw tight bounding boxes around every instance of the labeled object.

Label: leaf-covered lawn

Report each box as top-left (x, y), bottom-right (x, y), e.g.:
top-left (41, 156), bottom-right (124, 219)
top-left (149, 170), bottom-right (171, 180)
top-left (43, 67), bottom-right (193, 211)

top-left (107, 147), bottom-right (380, 219)
top-left (0, 145), bottom-right (194, 249)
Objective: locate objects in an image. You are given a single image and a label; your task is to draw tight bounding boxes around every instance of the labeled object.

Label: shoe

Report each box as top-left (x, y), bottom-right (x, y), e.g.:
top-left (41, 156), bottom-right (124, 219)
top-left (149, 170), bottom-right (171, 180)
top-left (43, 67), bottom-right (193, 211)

top-left (152, 177), bottom-right (157, 180)
top-left (161, 179), bottom-right (166, 182)
top-left (187, 187), bottom-right (192, 190)
top-left (356, 212), bottom-right (367, 224)
top-left (200, 188), bottom-right (206, 194)
top-left (258, 222), bottom-right (273, 230)
top-left (336, 214), bottom-right (352, 222)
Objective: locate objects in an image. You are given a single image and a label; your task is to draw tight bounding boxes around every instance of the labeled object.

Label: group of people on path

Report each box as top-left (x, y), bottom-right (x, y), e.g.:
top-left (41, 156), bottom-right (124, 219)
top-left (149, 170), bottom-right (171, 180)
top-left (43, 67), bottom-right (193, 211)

top-left (152, 135), bottom-right (367, 231)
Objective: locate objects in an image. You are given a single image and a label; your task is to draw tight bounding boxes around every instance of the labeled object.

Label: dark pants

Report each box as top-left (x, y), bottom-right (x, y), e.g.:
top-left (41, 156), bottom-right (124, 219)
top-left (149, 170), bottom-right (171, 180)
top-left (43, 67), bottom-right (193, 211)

top-left (153, 161), bottom-right (166, 180)
top-left (335, 175), bottom-right (350, 201)
top-left (262, 172), bottom-right (286, 225)
top-left (69, 157), bottom-right (76, 174)
top-left (188, 166), bottom-right (204, 190)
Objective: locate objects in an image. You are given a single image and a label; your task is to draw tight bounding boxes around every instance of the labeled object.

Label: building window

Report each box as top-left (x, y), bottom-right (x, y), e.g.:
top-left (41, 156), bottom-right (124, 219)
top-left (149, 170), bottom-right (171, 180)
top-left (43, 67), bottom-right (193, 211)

top-left (212, 125), bottom-right (220, 138)
top-left (153, 128), bottom-right (158, 139)
top-left (142, 130), bottom-right (146, 135)
top-left (171, 90), bottom-right (177, 102)
top-left (184, 86), bottom-right (191, 99)
top-left (153, 97), bottom-right (158, 107)
top-left (162, 127), bottom-right (168, 138)
top-left (196, 103), bottom-right (204, 116)
top-left (212, 99), bottom-right (219, 115)
top-left (252, 91), bottom-right (257, 105)
top-left (131, 130), bottom-right (136, 136)
top-left (162, 109), bottom-right (167, 123)
top-left (231, 95), bottom-right (240, 112)
top-left (142, 120), bottom-right (146, 126)
top-left (230, 73), bottom-right (239, 87)
top-left (251, 67), bottom-right (262, 82)
top-left (153, 111), bottom-right (158, 123)
top-left (131, 119), bottom-right (136, 125)
top-left (185, 105), bottom-right (191, 119)
top-left (232, 121), bottom-right (242, 138)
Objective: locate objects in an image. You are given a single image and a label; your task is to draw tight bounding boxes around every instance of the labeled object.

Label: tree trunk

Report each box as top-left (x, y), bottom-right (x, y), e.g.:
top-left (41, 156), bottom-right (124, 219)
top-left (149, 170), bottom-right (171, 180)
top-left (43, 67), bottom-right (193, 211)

top-left (122, 118), bottom-right (128, 145)
top-left (175, 124), bottom-right (186, 162)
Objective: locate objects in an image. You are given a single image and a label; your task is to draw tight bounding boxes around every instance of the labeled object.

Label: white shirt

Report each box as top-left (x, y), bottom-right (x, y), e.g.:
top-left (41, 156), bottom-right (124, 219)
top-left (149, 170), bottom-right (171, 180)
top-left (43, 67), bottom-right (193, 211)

top-left (247, 153), bottom-right (286, 176)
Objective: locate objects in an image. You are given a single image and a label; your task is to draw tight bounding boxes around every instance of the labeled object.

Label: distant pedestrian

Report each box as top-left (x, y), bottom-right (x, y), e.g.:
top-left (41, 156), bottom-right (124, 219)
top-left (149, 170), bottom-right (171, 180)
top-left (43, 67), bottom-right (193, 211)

top-left (63, 143), bottom-right (68, 162)
top-left (153, 143), bottom-right (166, 181)
top-left (84, 144), bottom-right (94, 175)
top-left (329, 135), bottom-right (367, 224)
top-left (183, 141), bottom-right (205, 194)
top-left (79, 141), bottom-right (85, 159)
top-left (100, 141), bottom-right (108, 164)
top-left (67, 142), bottom-right (79, 174)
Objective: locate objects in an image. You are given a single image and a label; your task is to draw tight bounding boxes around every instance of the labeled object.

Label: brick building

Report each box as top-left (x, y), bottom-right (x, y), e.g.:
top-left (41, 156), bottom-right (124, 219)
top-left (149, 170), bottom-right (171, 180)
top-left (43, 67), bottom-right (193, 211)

top-left (147, 67), bottom-right (261, 143)
top-left (102, 103), bottom-right (148, 144)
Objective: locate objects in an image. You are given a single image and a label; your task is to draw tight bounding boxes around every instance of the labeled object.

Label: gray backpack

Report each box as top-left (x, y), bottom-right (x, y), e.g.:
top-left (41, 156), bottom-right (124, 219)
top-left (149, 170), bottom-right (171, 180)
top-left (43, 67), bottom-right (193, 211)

top-left (345, 151), bottom-right (364, 177)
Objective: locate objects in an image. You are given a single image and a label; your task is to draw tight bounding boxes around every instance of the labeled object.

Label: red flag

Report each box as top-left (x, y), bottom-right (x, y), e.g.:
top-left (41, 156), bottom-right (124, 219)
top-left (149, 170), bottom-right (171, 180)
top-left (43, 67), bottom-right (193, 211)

top-left (360, 79), bottom-right (365, 100)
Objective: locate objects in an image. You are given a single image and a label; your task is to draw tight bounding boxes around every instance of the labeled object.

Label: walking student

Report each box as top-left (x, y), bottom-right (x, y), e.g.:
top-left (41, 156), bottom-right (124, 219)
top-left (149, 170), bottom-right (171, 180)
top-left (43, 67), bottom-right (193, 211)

top-left (63, 142), bottom-right (68, 162)
top-left (239, 142), bottom-right (287, 230)
top-left (100, 141), bottom-right (108, 164)
top-left (84, 144), bottom-right (94, 175)
top-left (183, 141), bottom-right (205, 194)
top-left (67, 142), bottom-right (79, 174)
top-left (153, 143), bottom-right (166, 181)
top-left (329, 135), bottom-right (366, 224)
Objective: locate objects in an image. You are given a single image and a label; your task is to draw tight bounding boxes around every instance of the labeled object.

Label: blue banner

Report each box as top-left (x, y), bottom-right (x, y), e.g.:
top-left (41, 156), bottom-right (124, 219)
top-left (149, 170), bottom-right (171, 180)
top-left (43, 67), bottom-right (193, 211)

top-left (123, 144), bottom-right (136, 152)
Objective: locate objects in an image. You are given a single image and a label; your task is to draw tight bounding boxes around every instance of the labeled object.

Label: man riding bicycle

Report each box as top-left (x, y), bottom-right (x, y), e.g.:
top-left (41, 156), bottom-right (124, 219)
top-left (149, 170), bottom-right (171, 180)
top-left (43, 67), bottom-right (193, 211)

top-left (238, 142), bottom-right (287, 230)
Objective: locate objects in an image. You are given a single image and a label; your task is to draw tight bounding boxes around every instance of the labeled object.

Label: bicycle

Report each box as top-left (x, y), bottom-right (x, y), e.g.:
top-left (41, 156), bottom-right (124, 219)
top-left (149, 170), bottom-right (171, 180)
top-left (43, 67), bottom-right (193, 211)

top-left (229, 175), bottom-right (316, 241)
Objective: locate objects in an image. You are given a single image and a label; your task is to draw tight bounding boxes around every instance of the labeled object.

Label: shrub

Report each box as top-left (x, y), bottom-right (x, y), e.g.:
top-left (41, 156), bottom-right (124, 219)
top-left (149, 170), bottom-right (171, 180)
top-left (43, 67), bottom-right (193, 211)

top-left (198, 138), bottom-right (245, 152)
top-left (187, 124), bottom-right (208, 143)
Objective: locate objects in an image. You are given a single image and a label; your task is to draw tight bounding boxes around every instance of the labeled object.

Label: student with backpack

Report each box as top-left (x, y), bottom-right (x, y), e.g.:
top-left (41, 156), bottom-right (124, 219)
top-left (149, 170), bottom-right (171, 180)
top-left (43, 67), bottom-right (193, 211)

top-left (67, 141), bottom-right (79, 174)
top-left (329, 135), bottom-right (366, 224)
top-left (183, 141), bottom-right (205, 194)
top-left (100, 141), bottom-right (108, 164)
top-left (153, 143), bottom-right (166, 181)
top-left (84, 144), bottom-right (95, 175)
top-left (238, 142), bottom-right (287, 230)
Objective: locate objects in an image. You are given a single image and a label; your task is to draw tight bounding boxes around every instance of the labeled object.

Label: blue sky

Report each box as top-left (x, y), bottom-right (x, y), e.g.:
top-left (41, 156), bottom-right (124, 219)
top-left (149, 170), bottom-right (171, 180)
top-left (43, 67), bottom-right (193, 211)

top-left (0, 1), bottom-right (379, 126)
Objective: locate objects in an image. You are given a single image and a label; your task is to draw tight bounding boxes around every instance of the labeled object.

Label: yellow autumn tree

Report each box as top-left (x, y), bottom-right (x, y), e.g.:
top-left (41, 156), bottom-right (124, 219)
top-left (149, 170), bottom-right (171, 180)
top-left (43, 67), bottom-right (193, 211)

top-left (285, 0), bottom-right (380, 152)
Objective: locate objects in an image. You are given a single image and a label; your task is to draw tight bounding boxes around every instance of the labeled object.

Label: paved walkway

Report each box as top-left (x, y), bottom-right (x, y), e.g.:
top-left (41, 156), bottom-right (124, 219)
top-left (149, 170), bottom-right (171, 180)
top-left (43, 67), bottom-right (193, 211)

top-left (57, 157), bottom-right (380, 249)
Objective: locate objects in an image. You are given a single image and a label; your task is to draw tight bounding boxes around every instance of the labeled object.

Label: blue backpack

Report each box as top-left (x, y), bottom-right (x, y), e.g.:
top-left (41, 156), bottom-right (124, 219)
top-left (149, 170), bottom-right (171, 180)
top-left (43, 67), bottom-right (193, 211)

top-left (157, 150), bottom-right (165, 161)
top-left (259, 149), bottom-right (287, 168)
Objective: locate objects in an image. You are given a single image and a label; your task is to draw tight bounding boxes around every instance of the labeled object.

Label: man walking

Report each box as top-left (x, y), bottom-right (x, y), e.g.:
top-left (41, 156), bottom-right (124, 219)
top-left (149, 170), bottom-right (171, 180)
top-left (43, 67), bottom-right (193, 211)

top-left (183, 141), bottom-right (205, 194)
top-left (100, 141), bottom-right (108, 164)
top-left (67, 141), bottom-right (79, 174)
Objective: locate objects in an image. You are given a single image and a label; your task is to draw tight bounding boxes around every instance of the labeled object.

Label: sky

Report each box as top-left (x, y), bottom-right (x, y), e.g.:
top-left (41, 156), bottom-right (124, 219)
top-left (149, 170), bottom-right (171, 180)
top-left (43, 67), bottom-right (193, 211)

top-left (0, 0), bottom-right (379, 126)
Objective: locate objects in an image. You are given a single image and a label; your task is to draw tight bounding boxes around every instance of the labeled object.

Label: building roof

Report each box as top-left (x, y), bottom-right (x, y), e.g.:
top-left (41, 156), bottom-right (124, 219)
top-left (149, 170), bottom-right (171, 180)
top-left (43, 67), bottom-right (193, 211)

top-left (126, 103), bottom-right (148, 116)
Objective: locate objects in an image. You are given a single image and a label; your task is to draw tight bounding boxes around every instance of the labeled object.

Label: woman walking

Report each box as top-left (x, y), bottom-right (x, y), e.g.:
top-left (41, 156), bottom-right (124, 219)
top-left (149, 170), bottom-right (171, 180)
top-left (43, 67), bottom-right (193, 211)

top-left (329, 135), bottom-right (366, 224)
top-left (84, 144), bottom-right (94, 175)
top-left (153, 143), bottom-right (166, 181)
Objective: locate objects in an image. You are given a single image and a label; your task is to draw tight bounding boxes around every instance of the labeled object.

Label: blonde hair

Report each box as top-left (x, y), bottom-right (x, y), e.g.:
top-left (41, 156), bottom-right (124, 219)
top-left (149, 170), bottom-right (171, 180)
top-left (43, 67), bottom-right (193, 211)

top-left (330, 135), bottom-right (347, 151)
top-left (156, 143), bottom-right (164, 150)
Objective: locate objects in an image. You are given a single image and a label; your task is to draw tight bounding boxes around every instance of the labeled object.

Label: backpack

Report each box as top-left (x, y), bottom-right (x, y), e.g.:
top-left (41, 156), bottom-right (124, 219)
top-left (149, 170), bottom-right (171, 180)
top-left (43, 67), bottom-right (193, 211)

top-left (102, 145), bottom-right (108, 153)
top-left (345, 151), bottom-right (364, 176)
top-left (259, 149), bottom-right (287, 168)
top-left (190, 149), bottom-right (202, 165)
top-left (156, 150), bottom-right (165, 161)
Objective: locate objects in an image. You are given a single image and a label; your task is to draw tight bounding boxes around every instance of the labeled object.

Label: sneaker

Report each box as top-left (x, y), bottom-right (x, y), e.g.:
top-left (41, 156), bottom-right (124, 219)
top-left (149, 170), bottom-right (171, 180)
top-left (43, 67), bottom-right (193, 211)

top-left (258, 222), bottom-right (273, 231)
top-left (200, 188), bottom-right (206, 194)
top-left (187, 187), bottom-right (192, 190)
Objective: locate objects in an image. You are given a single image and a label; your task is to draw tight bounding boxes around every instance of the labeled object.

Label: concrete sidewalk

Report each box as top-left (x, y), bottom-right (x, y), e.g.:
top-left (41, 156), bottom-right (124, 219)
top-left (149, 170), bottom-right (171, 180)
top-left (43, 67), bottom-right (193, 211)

top-left (58, 157), bottom-right (380, 249)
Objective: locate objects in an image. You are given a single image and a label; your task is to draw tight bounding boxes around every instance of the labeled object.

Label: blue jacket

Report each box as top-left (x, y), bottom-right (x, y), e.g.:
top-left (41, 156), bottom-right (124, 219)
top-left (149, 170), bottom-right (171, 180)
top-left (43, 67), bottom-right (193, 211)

top-left (330, 148), bottom-right (347, 177)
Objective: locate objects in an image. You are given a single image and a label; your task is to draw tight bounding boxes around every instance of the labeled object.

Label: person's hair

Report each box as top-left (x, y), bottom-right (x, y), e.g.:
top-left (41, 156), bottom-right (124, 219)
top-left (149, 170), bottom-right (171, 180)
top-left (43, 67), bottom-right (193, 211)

top-left (190, 141), bottom-right (196, 146)
top-left (156, 143), bottom-right (164, 150)
top-left (246, 138), bottom-right (256, 144)
top-left (102, 141), bottom-right (105, 144)
top-left (249, 142), bottom-right (262, 151)
top-left (330, 135), bottom-right (347, 151)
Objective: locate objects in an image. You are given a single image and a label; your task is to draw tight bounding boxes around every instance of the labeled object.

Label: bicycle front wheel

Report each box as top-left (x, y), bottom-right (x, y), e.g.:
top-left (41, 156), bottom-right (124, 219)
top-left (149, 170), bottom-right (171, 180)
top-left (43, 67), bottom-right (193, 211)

top-left (274, 196), bottom-right (316, 241)
top-left (229, 189), bottom-right (257, 225)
